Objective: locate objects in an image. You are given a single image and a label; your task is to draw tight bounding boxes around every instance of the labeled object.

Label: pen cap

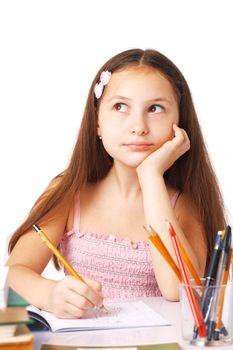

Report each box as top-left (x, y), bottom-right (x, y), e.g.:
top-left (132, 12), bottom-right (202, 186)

top-left (222, 225), bottom-right (232, 254)
top-left (205, 232), bottom-right (222, 285)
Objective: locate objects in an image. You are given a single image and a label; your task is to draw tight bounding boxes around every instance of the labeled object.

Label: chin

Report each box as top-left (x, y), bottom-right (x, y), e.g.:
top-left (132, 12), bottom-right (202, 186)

top-left (118, 157), bottom-right (148, 169)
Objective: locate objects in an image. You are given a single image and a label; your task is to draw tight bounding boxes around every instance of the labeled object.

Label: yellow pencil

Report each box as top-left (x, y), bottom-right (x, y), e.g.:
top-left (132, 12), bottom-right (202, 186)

top-left (32, 224), bottom-right (84, 281)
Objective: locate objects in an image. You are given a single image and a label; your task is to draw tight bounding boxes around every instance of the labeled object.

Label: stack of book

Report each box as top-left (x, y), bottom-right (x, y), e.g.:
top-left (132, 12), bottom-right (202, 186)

top-left (0, 266), bottom-right (34, 349)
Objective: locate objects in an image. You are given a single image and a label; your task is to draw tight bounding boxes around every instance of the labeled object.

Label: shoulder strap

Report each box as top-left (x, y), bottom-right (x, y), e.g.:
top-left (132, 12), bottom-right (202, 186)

top-left (72, 196), bottom-right (81, 231)
top-left (171, 191), bottom-right (180, 208)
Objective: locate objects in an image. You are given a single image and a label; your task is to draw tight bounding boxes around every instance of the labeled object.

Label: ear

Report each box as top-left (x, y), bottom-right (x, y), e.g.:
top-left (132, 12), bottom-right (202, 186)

top-left (97, 126), bottom-right (101, 137)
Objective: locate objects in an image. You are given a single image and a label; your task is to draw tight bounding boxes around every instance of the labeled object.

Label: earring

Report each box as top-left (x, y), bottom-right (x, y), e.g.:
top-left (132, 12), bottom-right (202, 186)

top-left (98, 135), bottom-right (102, 140)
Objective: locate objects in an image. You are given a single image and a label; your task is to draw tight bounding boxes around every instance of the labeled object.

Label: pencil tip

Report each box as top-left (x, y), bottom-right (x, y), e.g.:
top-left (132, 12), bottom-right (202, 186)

top-left (143, 225), bottom-right (151, 237)
top-left (167, 221), bottom-right (176, 236)
top-left (149, 225), bottom-right (158, 236)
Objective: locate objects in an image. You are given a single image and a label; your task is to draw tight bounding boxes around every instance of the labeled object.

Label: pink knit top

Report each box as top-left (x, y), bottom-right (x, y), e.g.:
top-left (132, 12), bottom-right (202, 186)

top-left (60, 192), bottom-right (180, 299)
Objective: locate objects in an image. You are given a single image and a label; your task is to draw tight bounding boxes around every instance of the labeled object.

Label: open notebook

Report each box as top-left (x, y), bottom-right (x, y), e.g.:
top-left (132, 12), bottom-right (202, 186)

top-left (27, 300), bottom-right (170, 332)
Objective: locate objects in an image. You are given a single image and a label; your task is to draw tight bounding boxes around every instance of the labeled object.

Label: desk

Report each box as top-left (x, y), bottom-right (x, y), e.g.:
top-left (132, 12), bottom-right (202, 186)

top-left (32, 297), bottom-right (232, 350)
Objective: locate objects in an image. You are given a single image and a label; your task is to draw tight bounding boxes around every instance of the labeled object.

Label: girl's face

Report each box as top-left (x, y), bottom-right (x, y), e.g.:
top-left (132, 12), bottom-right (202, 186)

top-left (97, 66), bottom-right (179, 168)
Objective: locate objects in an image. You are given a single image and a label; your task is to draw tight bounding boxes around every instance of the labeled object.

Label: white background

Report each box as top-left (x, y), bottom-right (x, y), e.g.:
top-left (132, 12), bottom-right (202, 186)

top-left (1, 0), bottom-right (233, 271)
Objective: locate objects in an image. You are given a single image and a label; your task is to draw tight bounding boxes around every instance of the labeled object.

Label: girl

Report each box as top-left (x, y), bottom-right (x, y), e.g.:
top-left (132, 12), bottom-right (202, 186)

top-left (7, 48), bottom-right (226, 319)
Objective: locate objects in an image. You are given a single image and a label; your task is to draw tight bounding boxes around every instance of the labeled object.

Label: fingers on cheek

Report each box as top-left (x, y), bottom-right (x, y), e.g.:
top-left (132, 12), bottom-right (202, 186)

top-left (182, 132), bottom-right (191, 151)
top-left (182, 129), bottom-right (190, 145)
top-left (178, 131), bottom-right (190, 150)
top-left (173, 136), bottom-right (190, 157)
top-left (173, 133), bottom-right (185, 148)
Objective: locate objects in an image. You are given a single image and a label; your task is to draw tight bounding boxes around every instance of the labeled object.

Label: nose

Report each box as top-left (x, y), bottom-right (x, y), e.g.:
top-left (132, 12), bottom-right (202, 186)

top-left (130, 115), bottom-right (149, 136)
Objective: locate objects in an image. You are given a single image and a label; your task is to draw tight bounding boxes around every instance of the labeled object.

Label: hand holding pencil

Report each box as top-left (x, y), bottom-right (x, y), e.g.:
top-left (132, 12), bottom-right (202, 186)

top-left (32, 224), bottom-right (105, 319)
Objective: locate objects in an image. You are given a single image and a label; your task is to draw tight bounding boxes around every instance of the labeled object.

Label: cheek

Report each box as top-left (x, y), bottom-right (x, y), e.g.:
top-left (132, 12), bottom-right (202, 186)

top-left (98, 116), bottom-right (124, 142)
top-left (100, 132), bottom-right (118, 156)
top-left (150, 120), bottom-right (175, 147)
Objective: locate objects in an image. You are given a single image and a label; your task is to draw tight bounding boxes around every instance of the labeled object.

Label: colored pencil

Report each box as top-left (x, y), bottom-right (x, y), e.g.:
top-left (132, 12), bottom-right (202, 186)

top-left (167, 221), bottom-right (207, 338)
top-left (178, 238), bottom-right (202, 286)
top-left (32, 224), bottom-right (108, 312)
top-left (32, 224), bottom-right (84, 281)
top-left (145, 225), bottom-right (201, 285)
top-left (144, 225), bottom-right (181, 281)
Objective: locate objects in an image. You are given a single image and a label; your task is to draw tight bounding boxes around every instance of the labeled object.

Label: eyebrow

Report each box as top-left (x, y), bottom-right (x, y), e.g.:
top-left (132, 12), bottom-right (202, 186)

top-left (107, 95), bottom-right (172, 104)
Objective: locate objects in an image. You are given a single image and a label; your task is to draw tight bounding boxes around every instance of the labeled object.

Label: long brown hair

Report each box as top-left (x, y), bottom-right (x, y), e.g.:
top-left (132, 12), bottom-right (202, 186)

top-left (8, 48), bottom-right (226, 269)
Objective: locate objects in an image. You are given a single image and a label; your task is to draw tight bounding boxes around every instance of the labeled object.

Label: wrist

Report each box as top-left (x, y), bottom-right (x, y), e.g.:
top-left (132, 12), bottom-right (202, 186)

top-left (137, 163), bottom-right (164, 184)
top-left (39, 278), bottom-right (57, 311)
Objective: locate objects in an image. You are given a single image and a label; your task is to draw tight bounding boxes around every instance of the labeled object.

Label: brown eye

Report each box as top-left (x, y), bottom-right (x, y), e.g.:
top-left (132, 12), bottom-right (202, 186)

top-left (150, 104), bottom-right (164, 113)
top-left (115, 103), bottom-right (127, 112)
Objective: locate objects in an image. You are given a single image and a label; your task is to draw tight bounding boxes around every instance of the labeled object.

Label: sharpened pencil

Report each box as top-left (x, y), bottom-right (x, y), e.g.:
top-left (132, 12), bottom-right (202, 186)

top-left (32, 224), bottom-right (107, 313)
top-left (144, 225), bottom-right (181, 281)
top-left (32, 224), bottom-right (84, 281)
top-left (167, 220), bottom-right (207, 338)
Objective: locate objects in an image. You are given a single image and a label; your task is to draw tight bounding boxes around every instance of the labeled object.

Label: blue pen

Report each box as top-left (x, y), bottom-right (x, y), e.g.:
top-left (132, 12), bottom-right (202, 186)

top-left (193, 231), bottom-right (223, 339)
top-left (207, 225), bottom-right (232, 341)
top-left (202, 231), bottom-right (223, 317)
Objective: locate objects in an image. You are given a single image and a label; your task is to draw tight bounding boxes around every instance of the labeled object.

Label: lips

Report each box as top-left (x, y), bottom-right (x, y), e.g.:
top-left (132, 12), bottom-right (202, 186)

top-left (124, 142), bottom-right (153, 151)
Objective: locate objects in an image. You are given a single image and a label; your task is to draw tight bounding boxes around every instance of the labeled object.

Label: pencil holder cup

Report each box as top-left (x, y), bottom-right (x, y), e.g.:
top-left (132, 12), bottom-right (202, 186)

top-left (179, 279), bottom-right (233, 346)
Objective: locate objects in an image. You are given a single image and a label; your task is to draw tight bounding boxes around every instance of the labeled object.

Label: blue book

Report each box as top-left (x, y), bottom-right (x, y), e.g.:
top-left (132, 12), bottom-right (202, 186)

top-left (7, 288), bottom-right (29, 307)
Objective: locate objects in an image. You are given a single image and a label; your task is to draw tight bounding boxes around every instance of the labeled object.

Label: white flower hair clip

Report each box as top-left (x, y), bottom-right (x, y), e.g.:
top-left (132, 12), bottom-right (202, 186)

top-left (94, 70), bottom-right (111, 99)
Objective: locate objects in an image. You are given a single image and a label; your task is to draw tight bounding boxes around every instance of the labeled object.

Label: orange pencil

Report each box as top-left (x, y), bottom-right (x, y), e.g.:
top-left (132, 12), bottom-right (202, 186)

top-left (144, 225), bottom-right (181, 281)
top-left (214, 247), bottom-right (233, 338)
top-left (145, 225), bottom-right (201, 285)
top-left (178, 238), bottom-right (202, 286)
top-left (167, 221), bottom-right (207, 338)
